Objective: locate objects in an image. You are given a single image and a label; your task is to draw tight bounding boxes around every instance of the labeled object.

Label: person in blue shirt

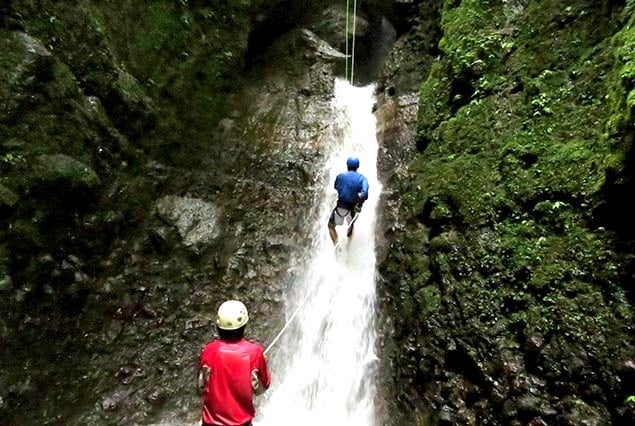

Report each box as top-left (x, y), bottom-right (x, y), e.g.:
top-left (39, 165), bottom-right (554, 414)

top-left (328, 156), bottom-right (369, 246)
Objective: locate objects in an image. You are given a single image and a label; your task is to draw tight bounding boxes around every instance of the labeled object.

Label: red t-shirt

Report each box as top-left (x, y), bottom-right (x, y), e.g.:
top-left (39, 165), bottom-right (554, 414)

top-left (199, 338), bottom-right (271, 426)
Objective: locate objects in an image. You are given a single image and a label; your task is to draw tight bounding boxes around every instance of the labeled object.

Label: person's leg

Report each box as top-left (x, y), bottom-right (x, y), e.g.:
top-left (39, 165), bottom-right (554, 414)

top-left (328, 209), bottom-right (338, 245)
top-left (347, 207), bottom-right (360, 238)
top-left (329, 224), bottom-right (338, 245)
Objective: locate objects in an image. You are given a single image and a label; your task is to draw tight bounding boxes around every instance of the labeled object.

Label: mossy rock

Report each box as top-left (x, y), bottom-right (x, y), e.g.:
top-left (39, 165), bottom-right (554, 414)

top-left (385, 2), bottom-right (635, 423)
top-left (32, 154), bottom-right (100, 189)
top-left (0, 184), bottom-right (19, 208)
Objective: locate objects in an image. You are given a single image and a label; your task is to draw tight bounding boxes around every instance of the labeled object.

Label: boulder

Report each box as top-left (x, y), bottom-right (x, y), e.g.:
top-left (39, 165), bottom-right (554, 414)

top-left (155, 195), bottom-right (221, 254)
top-left (32, 154), bottom-right (100, 189)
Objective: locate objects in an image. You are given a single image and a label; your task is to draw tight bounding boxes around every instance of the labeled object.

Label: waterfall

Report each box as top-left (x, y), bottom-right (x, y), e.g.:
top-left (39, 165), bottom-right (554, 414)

top-left (256, 79), bottom-right (381, 426)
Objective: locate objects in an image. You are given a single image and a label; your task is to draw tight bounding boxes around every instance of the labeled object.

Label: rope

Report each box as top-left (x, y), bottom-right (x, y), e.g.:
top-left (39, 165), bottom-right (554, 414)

top-left (350, 0), bottom-right (357, 84)
top-left (264, 1), bottom-right (359, 354)
top-left (263, 281), bottom-right (319, 355)
top-left (345, 0), bottom-right (350, 81)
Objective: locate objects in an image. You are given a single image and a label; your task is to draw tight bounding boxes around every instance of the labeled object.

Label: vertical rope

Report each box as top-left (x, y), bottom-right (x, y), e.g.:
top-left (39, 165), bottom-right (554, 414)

top-left (345, 0), bottom-right (350, 81)
top-left (350, 0), bottom-right (357, 84)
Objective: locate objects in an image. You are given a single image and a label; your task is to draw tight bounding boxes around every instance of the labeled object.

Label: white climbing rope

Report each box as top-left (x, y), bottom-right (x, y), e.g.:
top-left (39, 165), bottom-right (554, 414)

top-left (350, 0), bottom-right (357, 84)
top-left (263, 282), bottom-right (318, 355)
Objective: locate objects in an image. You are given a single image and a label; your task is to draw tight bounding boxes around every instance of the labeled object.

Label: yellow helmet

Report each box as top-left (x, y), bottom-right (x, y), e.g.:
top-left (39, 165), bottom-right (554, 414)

top-left (216, 300), bottom-right (249, 330)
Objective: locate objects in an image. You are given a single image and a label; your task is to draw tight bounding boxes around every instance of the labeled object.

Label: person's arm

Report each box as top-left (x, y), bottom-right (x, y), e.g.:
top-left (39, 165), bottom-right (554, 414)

top-left (197, 365), bottom-right (210, 395)
top-left (358, 175), bottom-right (369, 202)
top-left (197, 346), bottom-right (210, 395)
top-left (251, 350), bottom-right (271, 395)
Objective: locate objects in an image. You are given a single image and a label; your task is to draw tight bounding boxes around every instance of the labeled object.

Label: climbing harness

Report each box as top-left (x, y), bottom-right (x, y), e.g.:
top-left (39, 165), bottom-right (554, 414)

top-left (345, 0), bottom-right (358, 84)
top-left (335, 206), bottom-right (351, 218)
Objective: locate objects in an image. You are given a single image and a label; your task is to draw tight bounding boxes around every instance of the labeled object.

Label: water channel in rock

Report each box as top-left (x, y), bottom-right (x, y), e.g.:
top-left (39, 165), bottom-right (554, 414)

top-left (256, 79), bottom-right (382, 426)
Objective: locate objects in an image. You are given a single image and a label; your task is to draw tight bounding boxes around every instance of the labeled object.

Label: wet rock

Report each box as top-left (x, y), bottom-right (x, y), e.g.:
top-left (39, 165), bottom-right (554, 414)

top-left (269, 28), bottom-right (347, 67)
top-left (527, 417), bottom-right (549, 426)
top-left (516, 394), bottom-right (556, 418)
top-left (309, 5), bottom-right (368, 48)
top-left (0, 184), bottom-right (19, 208)
top-left (1, 31), bottom-right (53, 97)
top-left (148, 226), bottom-right (178, 254)
top-left (103, 320), bottom-right (124, 344)
top-left (32, 154), bottom-right (100, 189)
top-left (562, 396), bottom-right (609, 425)
top-left (116, 364), bottom-right (145, 386)
top-left (155, 195), bottom-right (221, 254)
top-left (100, 393), bottom-right (124, 411)
top-left (137, 305), bottom-right (157, 319)
top-left (0, 273), bottom-right (12, 292)
top-left (107, 70), bottom-right (157, 137)
top-left (0, 318), bottom-right (8, 340)
top-left (145, 388), bottom-right (168, 407)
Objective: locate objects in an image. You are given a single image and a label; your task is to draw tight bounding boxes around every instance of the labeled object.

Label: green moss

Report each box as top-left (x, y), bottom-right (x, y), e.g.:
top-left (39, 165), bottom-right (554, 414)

top-left (508, 1), bottom-right (620, 76)
top-left (608, 5), bottom-right (635, 136)
top-left (416, 62), bottom-right (452, 147)
top-left (0, 184), bottom-right (19, 207)
top-left (415, 285), bottom-right (441, 319)
top-left (32, 154), bottom-right (100, 189)
top-left (386, 2), bottom-right (635, 419)
top-left (439, 0), bottom-right (506, 76)
top-left (8, 220), bottom-right (42, 251)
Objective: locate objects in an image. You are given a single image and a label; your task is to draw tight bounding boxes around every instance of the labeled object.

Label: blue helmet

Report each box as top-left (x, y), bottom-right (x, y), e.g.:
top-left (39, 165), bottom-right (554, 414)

top-left (346, 157), bottom-right (360, 171)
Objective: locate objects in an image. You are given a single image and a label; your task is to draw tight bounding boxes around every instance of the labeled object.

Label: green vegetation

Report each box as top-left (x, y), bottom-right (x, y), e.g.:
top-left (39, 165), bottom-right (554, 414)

top-left (384, 0), bottom-right (635, 423)
top-left (87, 0), bottom-right (252, 161)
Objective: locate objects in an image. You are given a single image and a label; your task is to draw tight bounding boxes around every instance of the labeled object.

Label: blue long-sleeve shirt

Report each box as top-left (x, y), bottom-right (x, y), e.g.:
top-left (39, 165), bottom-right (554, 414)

top-left (334, 171), bottom-right (369, 207)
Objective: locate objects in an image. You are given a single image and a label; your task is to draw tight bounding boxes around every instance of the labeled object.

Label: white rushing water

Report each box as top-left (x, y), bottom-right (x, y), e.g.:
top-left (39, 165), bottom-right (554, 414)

top-left (256, 79), bottom-right (382, 426)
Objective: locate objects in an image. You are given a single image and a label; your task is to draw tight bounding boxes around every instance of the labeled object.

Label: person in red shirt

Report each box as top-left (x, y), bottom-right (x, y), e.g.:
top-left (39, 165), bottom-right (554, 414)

top-left (198, 300), bottom-right (271, 426)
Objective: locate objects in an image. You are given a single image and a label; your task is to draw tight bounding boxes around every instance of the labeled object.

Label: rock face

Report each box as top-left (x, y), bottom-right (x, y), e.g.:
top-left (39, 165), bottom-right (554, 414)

top-left (0, 1), bottom-right (386, 424)
top-left (155, 195), bottom-right (222, 254)
top-left (376, 1), bottom-right (635, 424)
top-left (2, 0), bottom-right (634, 425)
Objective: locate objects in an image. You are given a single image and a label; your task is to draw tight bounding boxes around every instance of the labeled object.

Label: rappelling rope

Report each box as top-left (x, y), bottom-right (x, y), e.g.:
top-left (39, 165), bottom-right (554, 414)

top-left (350, 0), bottom-right (357, 84)
top-left (264, 280), bottom-right (319, 355)
top-left (345, 0), bottom-right (350, 81)
top-left (344, 0), bottom-right (357, 84)
top-left (265, 1), bottom-right (358, 356)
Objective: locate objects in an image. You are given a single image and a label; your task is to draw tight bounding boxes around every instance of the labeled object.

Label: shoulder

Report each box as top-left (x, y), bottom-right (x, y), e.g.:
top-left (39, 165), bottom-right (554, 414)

top-left (201, 339), bottom-right (221, 353)
top-left (241, 339), bottom-right (265, 354)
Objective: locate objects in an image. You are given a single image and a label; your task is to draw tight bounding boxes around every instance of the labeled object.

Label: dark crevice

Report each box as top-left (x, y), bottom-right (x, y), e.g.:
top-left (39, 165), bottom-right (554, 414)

top-left (444, 344), bottom-right (489, 390)
top-left (417, 195), bottom-right (462, 239)
top-left (416, 135), bottom-right (431, 153)
top-left (594, 135), bottom-right (635, 242)
top-left (245, 0), bottom-right (328, 66)
top-left (449, 70), bottom-right (476, 113)
top-left (593, 126), bottom-right (635, 305)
